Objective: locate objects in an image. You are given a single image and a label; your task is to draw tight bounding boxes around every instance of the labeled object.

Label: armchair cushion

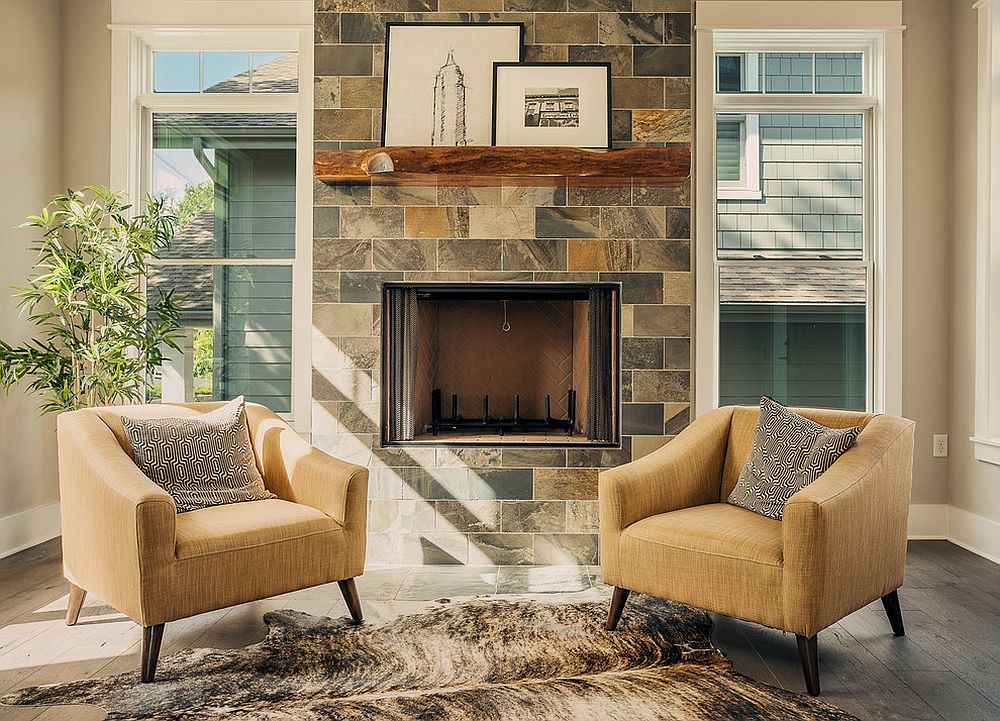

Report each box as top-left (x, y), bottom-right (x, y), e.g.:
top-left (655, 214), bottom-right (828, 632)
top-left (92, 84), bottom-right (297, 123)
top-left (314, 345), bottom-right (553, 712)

top-left (618, 503), bottom-right (785, 629)
top-left (174, 499), bottom-right (339, 560)
top-left (122, 396), bottom-right (275, 513)
top-left (727, 397), bottom-right (861, 520)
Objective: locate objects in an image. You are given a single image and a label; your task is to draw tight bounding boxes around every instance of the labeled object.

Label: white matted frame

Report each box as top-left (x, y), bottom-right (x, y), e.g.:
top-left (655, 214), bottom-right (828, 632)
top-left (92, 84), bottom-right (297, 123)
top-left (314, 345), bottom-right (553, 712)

top-left (693, 0), bottom-right (903, 418)
top-left (109, 1), bottom-right (313, 432)
top-left (973, 0), bottom-right (1000, 464)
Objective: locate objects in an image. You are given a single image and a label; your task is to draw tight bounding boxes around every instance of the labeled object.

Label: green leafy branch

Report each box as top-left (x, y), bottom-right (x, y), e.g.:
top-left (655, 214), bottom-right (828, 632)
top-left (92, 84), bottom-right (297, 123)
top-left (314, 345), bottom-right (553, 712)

top-left (0, 186), bottom-right (185, 413)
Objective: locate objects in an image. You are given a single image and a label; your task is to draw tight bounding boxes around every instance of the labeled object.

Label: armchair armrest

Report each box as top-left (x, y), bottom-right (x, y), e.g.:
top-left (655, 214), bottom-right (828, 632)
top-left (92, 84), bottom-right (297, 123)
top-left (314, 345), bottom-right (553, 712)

top-left (246, 406), bottom-right (368, 576)
top-left (600, 406), bottom-right (733, 533)
top-left (782, 415), bottom-right (915, 637)
top-left (57, 410), bottom-right (177, 624)
top-left (598, 407), bottom-right (733, 583)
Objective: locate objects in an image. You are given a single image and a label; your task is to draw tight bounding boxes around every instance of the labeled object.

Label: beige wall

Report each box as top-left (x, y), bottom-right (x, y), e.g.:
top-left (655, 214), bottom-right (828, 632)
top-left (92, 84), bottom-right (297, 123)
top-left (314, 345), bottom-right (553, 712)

top-left (0, 0), bottom-right (111, 553)
top-left (900, 0), bottom-right (952, 504)
top-left (950, 2), bottom-right (1000, 526)
top-left (63, 0), bottom-right (112, 189)
top-left (0, 0), bottom-right (64, 533)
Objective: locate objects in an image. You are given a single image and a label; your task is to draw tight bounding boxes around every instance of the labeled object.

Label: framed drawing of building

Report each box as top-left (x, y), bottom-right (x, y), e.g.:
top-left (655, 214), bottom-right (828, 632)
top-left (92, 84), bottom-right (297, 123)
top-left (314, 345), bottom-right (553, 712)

top-left (492, 63), bottom-right (612, 149)
top-left (381, 22), bottom-right (525, 147)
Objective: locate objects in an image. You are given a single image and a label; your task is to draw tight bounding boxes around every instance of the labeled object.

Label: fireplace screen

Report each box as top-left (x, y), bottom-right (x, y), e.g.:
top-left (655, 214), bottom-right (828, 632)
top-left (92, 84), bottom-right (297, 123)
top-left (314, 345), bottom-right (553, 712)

top-left (382, 283), bottom-right (620, 446)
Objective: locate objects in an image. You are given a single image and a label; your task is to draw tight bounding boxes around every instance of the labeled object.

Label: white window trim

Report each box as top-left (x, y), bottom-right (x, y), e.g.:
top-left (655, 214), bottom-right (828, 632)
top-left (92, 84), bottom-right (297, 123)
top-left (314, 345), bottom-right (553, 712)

top-left (693, 1), bottom-right (904, 418)
top-left (973, 0), bottom-right (1000, 465)
top-left (109, 2), bottom-right (314, 433)
top-left (716, 113), bottom-right (762, 200)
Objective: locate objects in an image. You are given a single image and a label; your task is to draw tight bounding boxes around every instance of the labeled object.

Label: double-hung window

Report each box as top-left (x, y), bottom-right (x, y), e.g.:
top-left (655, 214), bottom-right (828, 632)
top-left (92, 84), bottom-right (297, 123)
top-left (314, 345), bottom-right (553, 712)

top-left (111, 21), bottom-right (313, 428)
top-left (695, 6), bottom-right (903, 416)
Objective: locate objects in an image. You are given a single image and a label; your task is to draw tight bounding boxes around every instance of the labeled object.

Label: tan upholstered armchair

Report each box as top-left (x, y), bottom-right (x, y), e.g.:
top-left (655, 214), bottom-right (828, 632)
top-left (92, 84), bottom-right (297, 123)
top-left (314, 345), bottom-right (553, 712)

top-left (57, 402), bottom-right (368, 682)
top-left (599, 405), bottom-right (915, 696)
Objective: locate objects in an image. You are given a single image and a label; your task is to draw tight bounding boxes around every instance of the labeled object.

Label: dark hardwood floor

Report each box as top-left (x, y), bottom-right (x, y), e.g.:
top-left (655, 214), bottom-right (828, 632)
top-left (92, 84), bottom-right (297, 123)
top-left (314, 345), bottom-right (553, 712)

top-left (0, 539), bottom-right (997, 720)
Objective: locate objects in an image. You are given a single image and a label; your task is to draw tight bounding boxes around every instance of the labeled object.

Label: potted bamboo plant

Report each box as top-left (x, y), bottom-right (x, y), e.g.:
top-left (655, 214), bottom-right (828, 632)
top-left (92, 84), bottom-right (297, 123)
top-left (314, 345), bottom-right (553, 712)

top-left (0, 186), bottom-right (184, 412)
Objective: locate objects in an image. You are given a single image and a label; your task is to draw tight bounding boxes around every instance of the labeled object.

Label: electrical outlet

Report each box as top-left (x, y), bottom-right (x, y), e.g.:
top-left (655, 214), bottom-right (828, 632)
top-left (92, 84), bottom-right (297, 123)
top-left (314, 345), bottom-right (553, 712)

top-left (933, 434), bottom-right (949, 458)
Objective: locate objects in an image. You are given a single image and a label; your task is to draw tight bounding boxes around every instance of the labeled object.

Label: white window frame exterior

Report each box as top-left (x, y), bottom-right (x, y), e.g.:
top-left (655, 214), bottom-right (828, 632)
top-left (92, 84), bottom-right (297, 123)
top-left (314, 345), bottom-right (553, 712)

top-left (973, 0), bottom-right (1000, 464)
top-left (716, 113), bottom-right (762, 200)
top-left (109, 1), bottom-right (313, 432)
top-left (693, 0), bottom-right (904, 418)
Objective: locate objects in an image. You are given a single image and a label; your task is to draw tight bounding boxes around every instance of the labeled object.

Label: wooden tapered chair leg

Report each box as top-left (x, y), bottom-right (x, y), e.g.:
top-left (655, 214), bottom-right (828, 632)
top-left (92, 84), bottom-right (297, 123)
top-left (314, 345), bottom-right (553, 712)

top-left (65, 583), bottom-right (87, 626)
top-left (881, 590), bottom-right (905, 636)
top-left (796, 634), bottom-right (820, 696)
top-left (338, 578), bottom-right (363, 622)
top-left (605, 587), bottom-right (631, 631)
top-left (141, 623), bottom-right (165, 683)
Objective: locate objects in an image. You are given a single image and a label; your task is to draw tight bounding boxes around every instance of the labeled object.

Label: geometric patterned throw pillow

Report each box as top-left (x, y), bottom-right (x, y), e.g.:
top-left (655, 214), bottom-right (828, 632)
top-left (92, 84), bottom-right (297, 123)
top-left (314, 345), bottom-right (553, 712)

top-left (121, 396), bottom-right (275, 513)
top-left (726, 397), bottom-right (862, 520)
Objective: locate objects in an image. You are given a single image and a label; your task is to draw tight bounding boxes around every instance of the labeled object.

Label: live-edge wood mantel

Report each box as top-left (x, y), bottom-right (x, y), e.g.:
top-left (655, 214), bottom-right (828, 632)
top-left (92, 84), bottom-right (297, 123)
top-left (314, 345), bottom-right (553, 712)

top-left (313, 145), bottom-right (691, 186)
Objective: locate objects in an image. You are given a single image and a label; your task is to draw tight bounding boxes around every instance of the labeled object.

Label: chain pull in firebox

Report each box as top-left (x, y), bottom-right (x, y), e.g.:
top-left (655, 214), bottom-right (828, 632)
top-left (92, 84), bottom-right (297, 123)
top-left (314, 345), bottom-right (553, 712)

top-left (502, 300), bottom-right (511, 332)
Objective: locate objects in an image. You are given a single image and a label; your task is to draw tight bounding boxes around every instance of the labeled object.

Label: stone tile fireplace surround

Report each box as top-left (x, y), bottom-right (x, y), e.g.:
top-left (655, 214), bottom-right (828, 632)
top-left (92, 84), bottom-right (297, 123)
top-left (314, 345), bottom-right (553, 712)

top-left (312, 0), bottom-right (693, 565)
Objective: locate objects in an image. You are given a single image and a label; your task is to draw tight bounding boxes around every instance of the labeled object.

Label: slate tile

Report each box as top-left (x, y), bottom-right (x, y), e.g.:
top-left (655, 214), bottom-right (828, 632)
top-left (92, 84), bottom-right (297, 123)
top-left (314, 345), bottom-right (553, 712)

top-left (536, 207), bottom-right (600, 238)
top-left (469, 534), bottom-right (534, 565)
top-left (501, 448), bottom-right (567, 468)
top-left (503, 239), bottom-right (567, 271)
top-left (341, 206), bottom-right (403, 238)
top-left (632, 370), bottom-right (689, 403)
top-left (340, 271), bottom-right (403, 303)
top-left (600, 207), bottom-right (665, 238)
top-left (633, 304), bottom-right (690, 337)
top-left (435, 500), bottom-right (501, 532)
top-left (314, 239), bottom-right (372, 270)
top-left (373, 238), bottom-right (436, 270)
top-left (663, 338), bottom-right (690, 369)
top-left (314, 45), bottom-right (374, 75)
top-left (371, 185), bottom-right (437, 205)
top-left (500, 500), bottom-right (567, 532)
top-left (315, 13), bottom-right (341, 44)
top-left (340, 76), bottom-right (385, 108)
top-left (667, 207), bottom-right (691, 238)
top-left (314, 77), bottom-right (341, 108)
top-left (535, 12), bottom-right (598, 43)
top-left (524, 44), bottom-right (569, 62)
top-left (622, 402), bottom-right (664, 435)
top-left (663, 77), bottom-right (691, 109)
top-left (612, 77), bottom-right (664, 109)
top-left (438, 239), bottom-right (503, 270)
top-left (568, 239), bottom-right (631, 271)
top-left (633, 109), bottom-right (691, 142)
top-left (315, 109), bottom-right (374, 141)
top-left (340, 12), bottom-right (402, 43)
top-left (633, 45), bottom-right (691, 77)
top-left (405, 206), bottom-right (469, 238)
top-left (533, 533), bottom-right (599, 564)
top-left (534, 468), bottom-right (598, 500)
top-left (600, 272), bottom-right (662, 304)
top-left (314, 206), bottom-right (341, 238)
top-left (623, 336), bottom-right (664, 369)
top-left (314, 179), bottom-right (371, 206)
top-left (569, 44), bottom-right (631, 76)
top-left (566, 440), bottom-right (631, 467)
top-left (665, 12), bottom-right (691, 43)
top-left (566, 500), bottom-right (599, 532)
top-left (634, 239), bottom-right (689, 271)
top-left (469, 468), bottom-right (534, 500)
top-left (598, 13), bottom-right (663, 45)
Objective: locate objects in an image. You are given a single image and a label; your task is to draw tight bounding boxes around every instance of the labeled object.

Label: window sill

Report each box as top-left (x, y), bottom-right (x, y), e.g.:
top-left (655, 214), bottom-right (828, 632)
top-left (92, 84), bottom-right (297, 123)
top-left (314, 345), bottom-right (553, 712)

top-left (971, 436), bottom-right (1000, 466)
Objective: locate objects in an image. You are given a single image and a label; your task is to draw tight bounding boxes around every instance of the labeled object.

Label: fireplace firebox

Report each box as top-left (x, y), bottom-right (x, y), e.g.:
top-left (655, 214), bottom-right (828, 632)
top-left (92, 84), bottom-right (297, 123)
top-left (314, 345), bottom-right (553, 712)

top-left (381, 283), bottom-right (620, 446)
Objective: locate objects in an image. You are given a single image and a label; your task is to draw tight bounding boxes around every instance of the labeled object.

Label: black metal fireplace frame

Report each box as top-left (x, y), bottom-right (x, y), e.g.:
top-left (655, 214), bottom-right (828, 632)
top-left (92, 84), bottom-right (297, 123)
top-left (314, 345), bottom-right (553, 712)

top-left (379, 281), bottom-right (622, 448)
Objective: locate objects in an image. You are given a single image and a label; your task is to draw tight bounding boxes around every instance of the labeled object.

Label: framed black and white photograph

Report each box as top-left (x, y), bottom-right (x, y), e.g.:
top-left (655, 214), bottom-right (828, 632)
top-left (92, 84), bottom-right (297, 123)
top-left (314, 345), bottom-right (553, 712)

top-left (381, 22), bottom-right (524, 147)
top-left (492, 63), bottom-right (611, 149)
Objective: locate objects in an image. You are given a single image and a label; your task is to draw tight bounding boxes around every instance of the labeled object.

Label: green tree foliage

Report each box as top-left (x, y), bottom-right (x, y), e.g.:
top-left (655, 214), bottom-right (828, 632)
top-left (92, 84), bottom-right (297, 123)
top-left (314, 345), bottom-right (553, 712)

top-left (0, 187), bottom-right (184, 412)
top-left (193, 328), bottom-right (214, 382)
top-left (173, 181), bottom-right (214, 230)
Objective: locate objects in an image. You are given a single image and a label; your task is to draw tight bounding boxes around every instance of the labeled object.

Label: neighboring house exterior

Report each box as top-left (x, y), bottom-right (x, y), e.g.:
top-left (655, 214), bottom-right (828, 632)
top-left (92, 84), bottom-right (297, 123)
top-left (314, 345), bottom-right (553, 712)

top-left (149, 111), bottom-right (296, 412)
top-left (715, 53), bottom-right (867, 409)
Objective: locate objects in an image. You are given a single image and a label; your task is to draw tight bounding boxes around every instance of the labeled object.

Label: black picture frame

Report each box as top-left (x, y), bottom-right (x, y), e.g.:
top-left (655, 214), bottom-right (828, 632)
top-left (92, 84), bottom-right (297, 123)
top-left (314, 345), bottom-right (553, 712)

top-left (381, 22), bottom-right (526, 147)
top-left (491, 62), bottom-right (613, 149)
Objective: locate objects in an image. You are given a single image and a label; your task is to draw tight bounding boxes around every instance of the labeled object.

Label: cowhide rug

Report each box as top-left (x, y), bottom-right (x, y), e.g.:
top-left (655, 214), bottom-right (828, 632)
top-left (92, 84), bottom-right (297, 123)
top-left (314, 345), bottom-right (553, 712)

top-left (2, 593), bottom-right (855, 720)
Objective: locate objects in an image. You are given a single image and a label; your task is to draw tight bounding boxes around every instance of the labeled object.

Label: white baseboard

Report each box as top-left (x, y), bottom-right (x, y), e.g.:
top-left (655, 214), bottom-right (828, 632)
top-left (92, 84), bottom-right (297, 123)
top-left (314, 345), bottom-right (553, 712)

top-left (906, 502), bottom-right (1000, 564)
top-left (0, 501), bottom-right (61, 559)
top-left (947, 506), bottom-right (1000, 564)
top-left (907, 503), bottom-right (949, 539)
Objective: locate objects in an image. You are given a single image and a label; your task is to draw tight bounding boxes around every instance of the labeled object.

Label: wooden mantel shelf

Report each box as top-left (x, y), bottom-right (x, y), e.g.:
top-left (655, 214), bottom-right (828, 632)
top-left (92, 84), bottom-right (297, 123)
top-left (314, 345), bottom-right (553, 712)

top-left (314, 146), bottom-right (690, 186)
